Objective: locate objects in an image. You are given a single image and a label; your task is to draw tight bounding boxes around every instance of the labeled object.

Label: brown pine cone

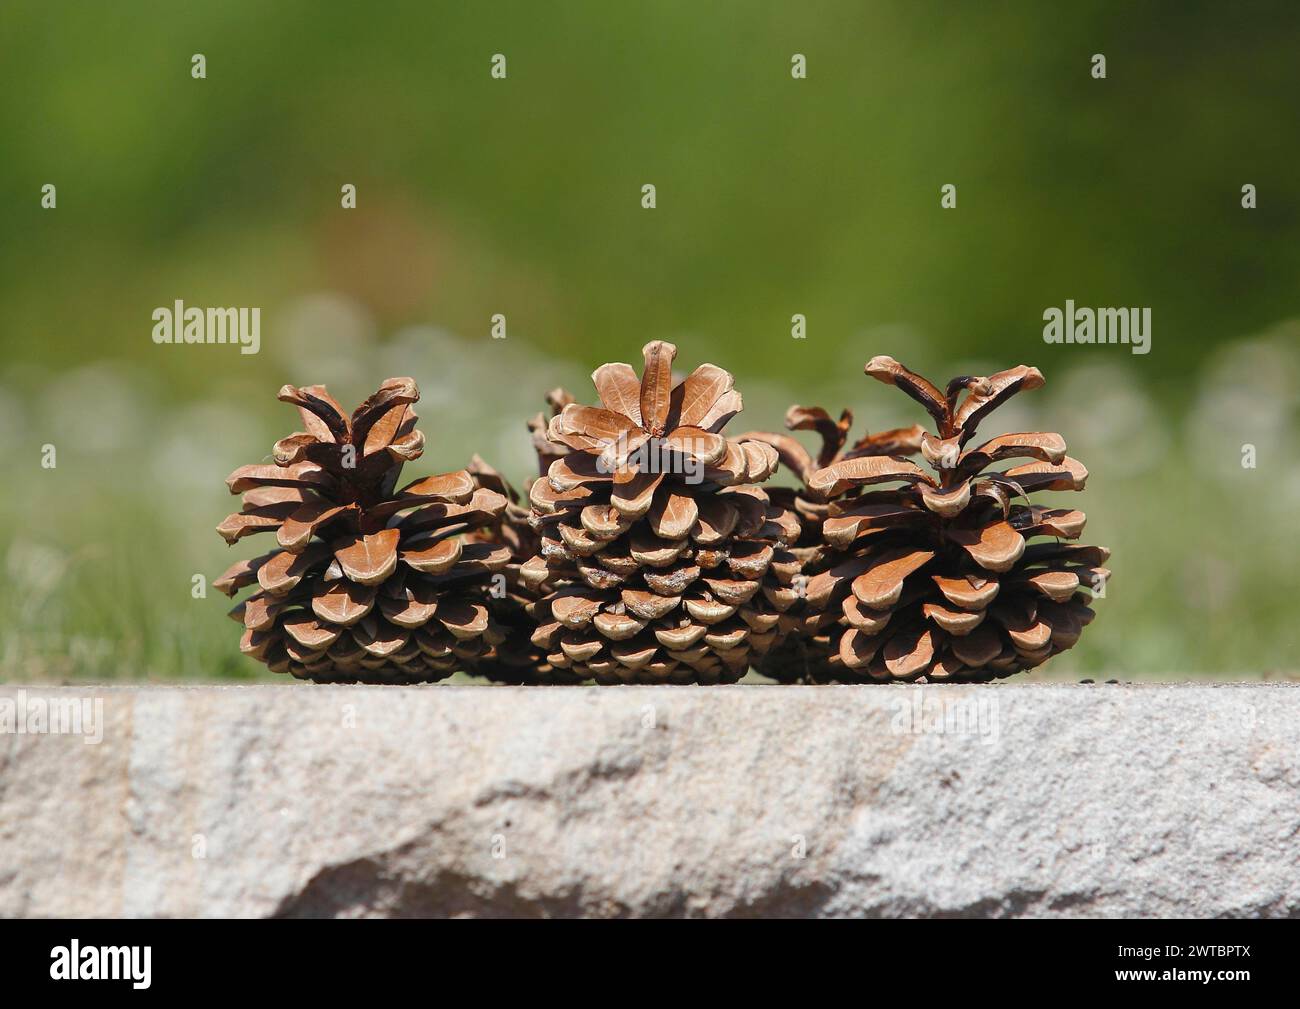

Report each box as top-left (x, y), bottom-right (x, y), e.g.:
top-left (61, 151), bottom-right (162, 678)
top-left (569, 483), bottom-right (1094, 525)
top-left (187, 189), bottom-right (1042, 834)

top-left (752, 357), bottom-right (1110, 683)
top-left (215, 378), bottom-right (514, 683)
top-left (741, 407), bottom-right (925, 681)
top-left (465, 401), bottom-right (588, 685)
top-left (521, 340), bottom-right (801, 684)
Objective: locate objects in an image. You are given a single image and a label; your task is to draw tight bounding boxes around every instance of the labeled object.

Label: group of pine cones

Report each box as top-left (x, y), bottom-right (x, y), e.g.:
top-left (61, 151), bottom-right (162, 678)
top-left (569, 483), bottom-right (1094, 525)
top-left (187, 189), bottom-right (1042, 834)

top-left (216, 343), bottom-right (1110, 685)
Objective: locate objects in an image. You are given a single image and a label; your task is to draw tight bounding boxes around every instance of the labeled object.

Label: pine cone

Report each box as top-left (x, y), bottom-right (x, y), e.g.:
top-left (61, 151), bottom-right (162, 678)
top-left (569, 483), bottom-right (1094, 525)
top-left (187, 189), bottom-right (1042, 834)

top-left (215, 378), bottom-right (514, 683)
top-left (754, 357), bottom-right (1110, 683)
top-left (467, 395), bottom-right (588, 685)
top-left (453, 453), bottom-right (556, 684)
top-left (522, 341), bottom-right (801, 684)
top-left (741, 407), bottom-right (925, 681)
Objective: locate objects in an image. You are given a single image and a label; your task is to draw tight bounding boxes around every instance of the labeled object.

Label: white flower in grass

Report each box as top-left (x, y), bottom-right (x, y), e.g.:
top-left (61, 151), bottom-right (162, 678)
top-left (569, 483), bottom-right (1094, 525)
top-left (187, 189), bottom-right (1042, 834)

top-left (1051, 362), bottom-right (1169, 478)
top-left (1188, 328), bottom-right (1298, 489)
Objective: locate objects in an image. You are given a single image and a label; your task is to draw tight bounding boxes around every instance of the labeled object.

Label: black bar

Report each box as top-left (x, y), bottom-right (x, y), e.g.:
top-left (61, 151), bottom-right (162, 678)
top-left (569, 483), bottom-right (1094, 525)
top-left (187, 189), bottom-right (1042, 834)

top-left (0, 919), bottom-right (1282, 995)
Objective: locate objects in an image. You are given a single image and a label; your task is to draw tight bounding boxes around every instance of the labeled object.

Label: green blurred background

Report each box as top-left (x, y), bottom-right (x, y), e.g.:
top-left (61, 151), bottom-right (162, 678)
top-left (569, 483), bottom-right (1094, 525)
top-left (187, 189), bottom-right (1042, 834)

top-left (1, 1), bottom-right (1297, 682)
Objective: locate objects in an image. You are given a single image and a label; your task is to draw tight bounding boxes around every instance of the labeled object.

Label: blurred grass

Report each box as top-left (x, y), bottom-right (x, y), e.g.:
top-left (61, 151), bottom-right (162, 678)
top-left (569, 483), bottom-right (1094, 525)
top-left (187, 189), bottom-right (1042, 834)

top-left (0, 1), bottom-right (1298, 681)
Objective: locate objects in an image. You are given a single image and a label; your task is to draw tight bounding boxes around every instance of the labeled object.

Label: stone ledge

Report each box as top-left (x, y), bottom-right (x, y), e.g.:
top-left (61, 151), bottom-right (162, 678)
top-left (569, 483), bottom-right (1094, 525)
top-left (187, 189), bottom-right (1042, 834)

top-left (0, 683), bottom-right (1296, 917)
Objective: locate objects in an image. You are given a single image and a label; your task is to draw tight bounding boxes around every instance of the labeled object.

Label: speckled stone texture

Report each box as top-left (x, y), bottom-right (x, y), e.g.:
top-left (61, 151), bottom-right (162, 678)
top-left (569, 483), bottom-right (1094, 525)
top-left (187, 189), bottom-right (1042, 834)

top-left (0, 683), bottom-right (1295, 917)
